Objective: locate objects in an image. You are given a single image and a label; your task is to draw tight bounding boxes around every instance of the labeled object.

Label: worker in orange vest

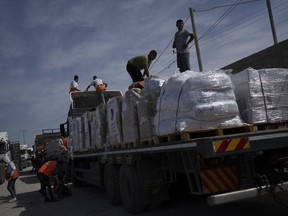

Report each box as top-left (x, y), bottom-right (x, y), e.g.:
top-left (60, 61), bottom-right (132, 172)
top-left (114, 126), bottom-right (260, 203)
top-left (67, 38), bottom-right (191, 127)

top-left (69, 75), bottom-right (80, 93)
top-left (38, 160), bottom-right (59, 202)
top-left (3, 155), bottom-right (19, 203)
top-left (85, 75), bottom-right (107, 104)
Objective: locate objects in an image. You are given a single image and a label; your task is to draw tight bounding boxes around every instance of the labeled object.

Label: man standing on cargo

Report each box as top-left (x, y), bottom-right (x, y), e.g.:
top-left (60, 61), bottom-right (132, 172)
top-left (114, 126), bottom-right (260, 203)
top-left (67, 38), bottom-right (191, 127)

top-left (69, 75), bottom-right (80, 93)
top-left (126, 50), bottom-right (157, 82)
top-left (173, 19), bottom-right (195, 72)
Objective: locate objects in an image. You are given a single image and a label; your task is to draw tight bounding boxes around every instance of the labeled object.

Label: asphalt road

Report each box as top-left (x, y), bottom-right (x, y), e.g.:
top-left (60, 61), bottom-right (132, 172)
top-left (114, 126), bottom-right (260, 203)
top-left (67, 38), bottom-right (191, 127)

top-left (1, 167), bottom-right (288, 216)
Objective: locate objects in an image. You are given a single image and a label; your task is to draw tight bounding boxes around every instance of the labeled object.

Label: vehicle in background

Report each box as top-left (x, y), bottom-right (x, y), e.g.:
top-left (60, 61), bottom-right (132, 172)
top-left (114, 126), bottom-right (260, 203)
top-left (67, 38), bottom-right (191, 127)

top-left (9, 141), bottom-right (21, 171)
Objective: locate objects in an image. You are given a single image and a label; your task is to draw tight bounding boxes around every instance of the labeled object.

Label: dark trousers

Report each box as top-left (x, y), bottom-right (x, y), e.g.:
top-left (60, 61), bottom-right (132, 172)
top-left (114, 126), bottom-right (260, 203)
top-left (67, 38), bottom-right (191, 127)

top-left (7, 179), bottom-right (16, 198)
top-left (38, 172), bottom-right (54, 200)
top-left (98, 90), bottom-right (106, 104)
top-left (126, 63), bottom-right (144, 82)
top-left (177, 52), bottom-right (190, 72)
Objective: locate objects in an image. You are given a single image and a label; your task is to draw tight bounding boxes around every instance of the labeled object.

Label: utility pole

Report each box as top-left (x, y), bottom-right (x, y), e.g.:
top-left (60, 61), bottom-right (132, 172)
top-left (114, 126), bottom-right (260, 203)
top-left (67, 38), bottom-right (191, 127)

top-left (189, 7), bottom-right (203, 72)
top-left (21, 129), bottom-right (26, 145)
top-left (266, 0), bottom-right (278, 45)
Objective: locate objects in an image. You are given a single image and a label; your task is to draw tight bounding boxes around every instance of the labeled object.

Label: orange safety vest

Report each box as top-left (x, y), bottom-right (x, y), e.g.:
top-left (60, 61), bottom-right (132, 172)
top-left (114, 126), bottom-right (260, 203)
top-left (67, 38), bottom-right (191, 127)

top-left (96, 84), bottom-right (106, 92)
top-left (11, 170), bottom-right (19, 180)
top-left (69, 87), bottom-right (80, 93)
top-left (6, 169), bottom-right (19, 180)
top-left (38, 160), bottom-right (58, 177)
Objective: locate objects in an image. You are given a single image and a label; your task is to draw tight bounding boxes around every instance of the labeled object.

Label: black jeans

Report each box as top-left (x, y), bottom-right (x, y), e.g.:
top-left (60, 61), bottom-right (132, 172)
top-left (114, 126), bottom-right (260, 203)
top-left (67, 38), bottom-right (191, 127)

top-left (38, 172), bottom-right (55, 200)
top-left (126, 63), bottom-right (144, 82)
top-left (7, 179), bottom-right (16, 198)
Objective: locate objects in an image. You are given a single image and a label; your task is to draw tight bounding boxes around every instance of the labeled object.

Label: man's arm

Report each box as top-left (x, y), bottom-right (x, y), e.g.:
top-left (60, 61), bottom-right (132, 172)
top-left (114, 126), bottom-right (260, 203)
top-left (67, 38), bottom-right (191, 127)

top-left (183, 32), bottom-right (195, 49)
top-left (143, 67), bottom-right (149, 77)
top-left (85, 81), bottom-right (94, 91)
top-left (172, 39), bottom-right (176, 48)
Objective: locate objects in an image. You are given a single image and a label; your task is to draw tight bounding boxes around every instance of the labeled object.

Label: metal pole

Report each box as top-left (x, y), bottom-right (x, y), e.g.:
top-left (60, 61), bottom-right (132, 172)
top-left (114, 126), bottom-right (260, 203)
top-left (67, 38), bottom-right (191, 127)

top-left (189, 7), bottom-right (203, 72)
top-left (266, 0), bottom-right (278, 45)
top-left (21, 130), bottom-right (26, 145)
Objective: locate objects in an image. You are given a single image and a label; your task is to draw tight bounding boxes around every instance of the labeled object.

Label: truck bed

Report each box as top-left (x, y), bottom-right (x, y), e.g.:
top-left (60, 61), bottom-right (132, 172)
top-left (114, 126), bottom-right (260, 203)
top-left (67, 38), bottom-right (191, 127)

top-left (73, 123), bottom-right (288, 158)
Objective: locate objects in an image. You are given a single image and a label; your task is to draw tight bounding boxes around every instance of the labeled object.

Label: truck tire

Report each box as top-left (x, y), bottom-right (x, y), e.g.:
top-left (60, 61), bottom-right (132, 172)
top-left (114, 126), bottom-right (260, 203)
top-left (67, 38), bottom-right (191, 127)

top-left (119, 165), bottom-right (146, 213)
top-left (104, 164), bottom-right (122, 205)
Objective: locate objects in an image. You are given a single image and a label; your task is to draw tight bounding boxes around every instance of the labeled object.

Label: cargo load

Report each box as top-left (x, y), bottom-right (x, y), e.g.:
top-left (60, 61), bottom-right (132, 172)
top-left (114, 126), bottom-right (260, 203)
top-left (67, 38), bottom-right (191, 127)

top-left (231, 67), bottom-right (288, 124)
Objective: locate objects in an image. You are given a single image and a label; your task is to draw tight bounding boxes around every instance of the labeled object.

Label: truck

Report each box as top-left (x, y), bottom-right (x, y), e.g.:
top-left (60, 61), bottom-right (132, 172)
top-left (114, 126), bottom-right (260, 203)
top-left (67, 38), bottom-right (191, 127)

top-left (9, 141), bottom-right (22, 171)
top-left (56, 70), bottom-right (288, 213)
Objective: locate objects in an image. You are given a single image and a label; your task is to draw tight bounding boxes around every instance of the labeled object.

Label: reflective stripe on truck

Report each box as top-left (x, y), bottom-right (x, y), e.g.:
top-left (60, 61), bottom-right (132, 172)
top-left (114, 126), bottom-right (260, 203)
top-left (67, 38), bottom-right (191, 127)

top-left (200, 166), bottom-right (238, 193)
top-left (213, 138), bottom-right (250, 153)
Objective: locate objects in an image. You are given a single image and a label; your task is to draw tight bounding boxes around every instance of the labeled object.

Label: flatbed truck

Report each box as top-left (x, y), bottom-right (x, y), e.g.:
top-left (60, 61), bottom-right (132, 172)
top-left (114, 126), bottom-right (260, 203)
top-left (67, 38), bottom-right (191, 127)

top-left (59, 88), bottom-right (288, 213)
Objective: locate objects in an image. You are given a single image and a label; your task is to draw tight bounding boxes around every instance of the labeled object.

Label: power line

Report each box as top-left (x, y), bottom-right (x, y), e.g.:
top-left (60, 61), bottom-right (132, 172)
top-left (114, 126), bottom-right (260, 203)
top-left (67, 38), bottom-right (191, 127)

top-left (194, 0), bottom-right (261, 12)
top-left (151, 0), bottom-right (285, 78)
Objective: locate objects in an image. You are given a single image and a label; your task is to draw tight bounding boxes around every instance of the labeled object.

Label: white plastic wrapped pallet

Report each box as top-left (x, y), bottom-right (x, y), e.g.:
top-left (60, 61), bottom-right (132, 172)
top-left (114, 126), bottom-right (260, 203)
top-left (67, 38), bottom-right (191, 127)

top-left (94, 104), bottom-right (107, 150)
top-left (231, 68), bottom-right (288, 124)
top-left (122, 88), bottom-right (142, 144)
top-left (137, 76), bottom-right (165, 140)
top-left (107, 97), bottom-right (122, 147)
top-left (154, 70), bottom-right (245, 136)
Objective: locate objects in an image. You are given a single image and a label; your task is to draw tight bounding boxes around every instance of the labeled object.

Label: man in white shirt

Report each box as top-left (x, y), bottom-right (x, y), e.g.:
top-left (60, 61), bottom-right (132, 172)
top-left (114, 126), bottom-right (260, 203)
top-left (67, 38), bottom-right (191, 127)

top-left (69, 75), bottom-right (80, 93)
top-left (85, 75), bottom-right (107, 104)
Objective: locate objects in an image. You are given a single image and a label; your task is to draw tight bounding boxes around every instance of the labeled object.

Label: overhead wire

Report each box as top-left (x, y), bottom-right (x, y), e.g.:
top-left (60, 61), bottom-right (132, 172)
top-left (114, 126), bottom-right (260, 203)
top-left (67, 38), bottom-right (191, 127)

top-left (152, 0), bottom-right (256, 75)
top-left (148, 0), bottom-right (287, 80)
top-left (194, 0), bottom-right (260, 12)
top-left (198, 0), bottom-right (288, 48)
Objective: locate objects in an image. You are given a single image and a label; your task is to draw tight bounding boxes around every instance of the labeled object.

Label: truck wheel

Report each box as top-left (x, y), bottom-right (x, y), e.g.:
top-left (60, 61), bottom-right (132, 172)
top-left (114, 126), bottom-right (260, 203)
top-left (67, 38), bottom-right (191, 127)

top-left (104, 164), bottom-right (122, 205)
top-left (119, 165), bottom-right (146, 213)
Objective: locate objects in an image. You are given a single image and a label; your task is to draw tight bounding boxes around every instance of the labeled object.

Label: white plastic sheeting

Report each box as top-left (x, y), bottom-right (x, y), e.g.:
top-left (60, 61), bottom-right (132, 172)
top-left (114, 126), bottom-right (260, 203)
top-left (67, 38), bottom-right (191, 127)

top-left (154, 70), bottom-right (245, 136)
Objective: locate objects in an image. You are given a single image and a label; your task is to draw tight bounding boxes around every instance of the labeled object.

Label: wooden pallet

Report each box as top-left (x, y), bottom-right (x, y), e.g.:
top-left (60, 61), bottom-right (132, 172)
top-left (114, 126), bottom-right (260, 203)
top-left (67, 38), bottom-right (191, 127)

top-left (252, 122), bottom-right (288, 132)
top-left (139, 138), bottom-right (157, 146)
top-left (111, 143), bottom-right (122, 150)
top-left (155, 125), bottom-right (254, 144)
top-left (121, 142), bottom-right (135, 149)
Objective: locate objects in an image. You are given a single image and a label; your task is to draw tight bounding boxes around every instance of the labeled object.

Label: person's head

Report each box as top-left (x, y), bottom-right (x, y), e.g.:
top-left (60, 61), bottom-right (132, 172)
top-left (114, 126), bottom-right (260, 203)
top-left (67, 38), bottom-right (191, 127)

top-left (176, 19), bottom-right (184, 31)
top-left (74, 75), bottom-right (79, 81)
top-left (148, 50), bottom-right (157, 61)
top-left (93, 75), bottom-right (97, 80)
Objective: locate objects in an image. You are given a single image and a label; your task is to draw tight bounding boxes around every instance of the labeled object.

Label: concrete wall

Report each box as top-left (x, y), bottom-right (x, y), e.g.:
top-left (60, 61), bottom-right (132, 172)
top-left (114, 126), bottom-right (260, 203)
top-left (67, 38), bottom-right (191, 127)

top-left (222, 39), bottom-right (288, 74)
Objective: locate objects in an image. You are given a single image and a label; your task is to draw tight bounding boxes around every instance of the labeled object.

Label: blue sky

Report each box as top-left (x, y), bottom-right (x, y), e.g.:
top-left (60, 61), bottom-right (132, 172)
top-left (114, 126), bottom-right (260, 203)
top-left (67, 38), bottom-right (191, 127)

top-left (0, 0), bottom-right (287, 147)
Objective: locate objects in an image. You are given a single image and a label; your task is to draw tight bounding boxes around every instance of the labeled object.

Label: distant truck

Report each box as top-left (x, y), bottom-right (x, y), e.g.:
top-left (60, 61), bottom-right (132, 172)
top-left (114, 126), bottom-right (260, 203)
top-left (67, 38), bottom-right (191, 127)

top-left (9, 141), bottom-right (21, 171)
top-left (20, 144), bottom-right (34, 169)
